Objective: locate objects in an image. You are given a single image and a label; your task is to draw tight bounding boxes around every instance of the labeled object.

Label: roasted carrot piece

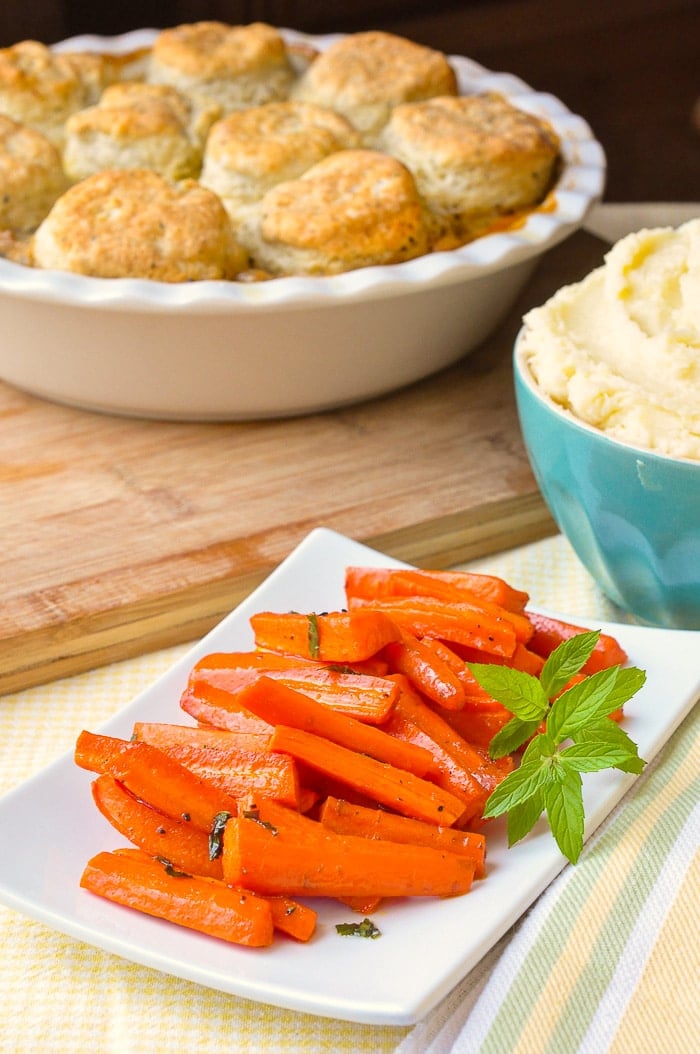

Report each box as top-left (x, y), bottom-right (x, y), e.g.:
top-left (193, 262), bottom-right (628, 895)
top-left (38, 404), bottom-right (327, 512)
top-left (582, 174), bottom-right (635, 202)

top-left (91, 774), bottom-right (224, 880)
top-left (382, 634), bottom-right (466, 710)
top-left (190, 660), bottom-right (399, 725)
top-left (344, 566), bottom-right (530, 614)
top-left (319, 796), bottom-right (487, 879)
top-left (347, 596), bottom-right (517, 658)
top-left (453, 641), bottom-right (545, 676)
top-left (75, 730), bottom-right (240, 832)
top-left (267, 724), bottom-right (467, 826)
top-left (81, 848), bottom-right (274, 947)
top-left (382, 690), bottom-right (489, 824)
top-left (440, 701), bottom-right (513, 751)
top-left (390, 677), bottom-right (513, 797)
top-left (132, 721), bottom-right (271, 753)
top-left (263, 895), bottom-right (318, 942)
top-left (222, 808), bottom-right (475, 899)
top-left (235, 675), bottom-right (433, 777)
top-left (525, 611), bottom-right (628, 672)
top-left (180, 687), bottom-right (274, 735)
top-left (131, 722), bottom-right (300, 807)
top-left (249, 609), bottom-right (402, 663)
top-left (194, 650), bottom-right (390, 679)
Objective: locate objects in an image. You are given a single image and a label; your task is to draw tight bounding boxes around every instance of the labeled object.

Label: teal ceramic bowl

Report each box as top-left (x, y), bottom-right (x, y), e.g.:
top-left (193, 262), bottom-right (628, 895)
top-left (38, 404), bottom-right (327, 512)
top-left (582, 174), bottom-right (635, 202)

top-left (513, 331), bottom-right (700, 629)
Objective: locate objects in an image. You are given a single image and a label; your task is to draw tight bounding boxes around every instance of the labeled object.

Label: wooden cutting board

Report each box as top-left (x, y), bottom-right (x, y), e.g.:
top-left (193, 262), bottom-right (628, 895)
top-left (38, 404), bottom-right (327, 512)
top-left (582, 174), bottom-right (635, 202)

top-left (0, 229), bottom-right (607, 694)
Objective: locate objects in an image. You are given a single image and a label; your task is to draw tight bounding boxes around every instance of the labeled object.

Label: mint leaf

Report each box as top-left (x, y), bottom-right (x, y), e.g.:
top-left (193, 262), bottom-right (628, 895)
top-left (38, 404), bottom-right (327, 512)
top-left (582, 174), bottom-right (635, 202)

top-left (600, 666), bottom-right (647, 712)
top-left (489, 715), bottom-right (543, 759)
top-left (546, 666), bottom-right (621, 743)
top-left (572, 719), bottom-right (646, 773)
top-left (466, 662), bottom-right (548, 722)
top-left (544, 763), bottom-right (585, 863)
top-left (482, 758), bottom-right (551, 819)
top-left (506, 788), bottom-right (545, 846)
top-left (539, 629), bottom-right (599, 699)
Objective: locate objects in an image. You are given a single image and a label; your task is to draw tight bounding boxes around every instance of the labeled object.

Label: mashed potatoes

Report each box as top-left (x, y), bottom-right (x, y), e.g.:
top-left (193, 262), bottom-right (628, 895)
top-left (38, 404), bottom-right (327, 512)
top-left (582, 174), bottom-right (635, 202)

top-left (520, 218), bottom-right (700, 460)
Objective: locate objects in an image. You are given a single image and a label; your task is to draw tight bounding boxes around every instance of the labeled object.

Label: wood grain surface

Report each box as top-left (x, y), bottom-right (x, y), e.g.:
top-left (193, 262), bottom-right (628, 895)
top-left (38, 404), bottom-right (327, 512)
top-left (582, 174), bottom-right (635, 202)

top-left (0, 229), bottom-right (608, 693)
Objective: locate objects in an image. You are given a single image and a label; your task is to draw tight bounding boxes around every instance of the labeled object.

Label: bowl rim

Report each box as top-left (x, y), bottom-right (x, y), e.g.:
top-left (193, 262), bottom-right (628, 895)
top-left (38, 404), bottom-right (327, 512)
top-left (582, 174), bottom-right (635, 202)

top-left (0, 26), bottom-right (606, 312)
top-left (513, 327), bottom-right (700, 470)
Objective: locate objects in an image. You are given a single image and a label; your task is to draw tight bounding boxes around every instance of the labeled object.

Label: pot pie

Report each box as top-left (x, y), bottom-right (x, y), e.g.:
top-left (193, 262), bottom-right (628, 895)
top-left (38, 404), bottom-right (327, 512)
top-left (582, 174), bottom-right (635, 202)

top-left (0, 22), bottom-right (561, 283)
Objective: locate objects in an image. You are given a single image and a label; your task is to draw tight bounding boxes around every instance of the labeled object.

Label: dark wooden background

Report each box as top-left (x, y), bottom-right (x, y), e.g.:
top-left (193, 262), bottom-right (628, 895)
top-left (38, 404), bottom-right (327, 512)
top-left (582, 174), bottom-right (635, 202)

top-left (1, 0), bottom-right (698, 202)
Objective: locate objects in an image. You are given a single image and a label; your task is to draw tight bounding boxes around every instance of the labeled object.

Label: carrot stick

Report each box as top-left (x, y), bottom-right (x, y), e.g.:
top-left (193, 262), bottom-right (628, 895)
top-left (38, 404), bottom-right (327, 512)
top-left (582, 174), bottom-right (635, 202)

top-left (131, 722), bottom-right (300, 807)
top-left (381, 693), bottom-right (489, 824)
top-left (104, 845), bottom-right (316, 940)
top-left (81, 849), bottom-right (275, 947)
top-left (91, 774), bottom-right (224, 880)
top-left (263, 895), bottom-right (318, 942)
top-left (318, 796), bottom-right (487, 879)
top-left (390, 677), bottom-right (514, 797)
top-left (132, 721), bottom-right (271, 753)
top-left (525, 611), bottom-right (628, 672)
top-left (180, 687), bottom-right (274, 735)
top-left (249, 609), bottom-right (402, 663)
top-left (382, 635), bottom-right (466, 710)
top-left (267, 724), bottom-right (467, 826)
top-left (190, 660), bottom-right (399, 724)
top-left (222, 809), bottom-right (475, 899)
top-left (440, 702), bottom-right (513, 751)
top-left (235, 675), bottom-right (433, 777)
top-left (452, 641), bottom-right (545, 676)
top-left (75, 730), bottom-right (240, 832)
top-left (346, 596), bottom-right (517, 658)
top-left (345, 566), bottom-right (530, 613)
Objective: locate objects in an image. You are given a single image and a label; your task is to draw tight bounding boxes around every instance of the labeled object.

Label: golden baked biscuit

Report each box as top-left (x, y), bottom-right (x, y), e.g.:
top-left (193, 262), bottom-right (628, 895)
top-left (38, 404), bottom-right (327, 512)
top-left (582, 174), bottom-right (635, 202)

top-left (199, 100), bottom-right (360, 224)
top-left (0, 114), bottom-right (68, 232)
top-left (63, 81), bottom-right (219, 182)
top-left (148, 21), bottom-right (295, 114)
top-left (246, 148), bottom-right (430, 276)
top-left (0, 40), bottom-right (110, 146)
top-left (32, 168), bottom-right (248, 281)
top-left (291, 31), bottom-right (457, 142)
top-left (379, 92), bottom-right (561, 246)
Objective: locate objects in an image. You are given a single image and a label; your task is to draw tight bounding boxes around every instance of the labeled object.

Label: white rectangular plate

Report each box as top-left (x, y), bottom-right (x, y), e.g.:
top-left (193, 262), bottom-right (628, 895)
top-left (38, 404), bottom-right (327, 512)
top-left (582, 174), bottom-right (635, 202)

top-left (0, 528), bottom-right (698, 1025)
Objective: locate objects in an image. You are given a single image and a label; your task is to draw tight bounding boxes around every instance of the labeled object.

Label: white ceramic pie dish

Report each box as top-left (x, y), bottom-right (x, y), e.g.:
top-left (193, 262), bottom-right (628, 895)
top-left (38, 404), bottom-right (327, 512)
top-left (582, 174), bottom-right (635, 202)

top-left (0, 28), bottom-right (606, 420)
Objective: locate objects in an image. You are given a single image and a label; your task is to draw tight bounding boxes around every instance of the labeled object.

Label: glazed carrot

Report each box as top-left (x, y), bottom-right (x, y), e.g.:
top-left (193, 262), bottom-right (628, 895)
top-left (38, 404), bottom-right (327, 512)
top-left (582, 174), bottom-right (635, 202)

top-left (455, 641), bottom-right (545, 676)
top-left (347, 595), bottom-right (517, 658)
top-left (193, 650), bottom-right (390, 679)
top-left (344, 566), bottom-right (530, 614)
top-left (525, 611), bottom-right (628, 672)
top-left (382, 689), bottom-right (489, 824)
top-left (382, 635), bottom-right (466, 710)
top-left (81, 849), bottom-right (274, 947)
top-left (180, 687), bottom-right (274, 735)
top-left (75, 730), bottom-right (240, 832)
top-left (132, 721), bottom-right (271, 753)
top-left (190, 658), bottom-right (399, 724)
top-left (264, 894), bottom-right (318, 942)
top-left (131, 722), bottom-right (300, 807)
top-left (441, 702), bottom-right (513, 751)
top-left (249, 608), bottom-right (402, 663)
top-left (390, 678), bottom-right (513, 797)
top-left (267, 724), bottom-right (467, 826)
top-left (91, 774), bottom-right (223, 880)
top-left (319, 796), bottom-right (487, 879)
top-left (222, 807), bottom-right (476, 899)
top-left (235, 675), bottom-right (433, 777)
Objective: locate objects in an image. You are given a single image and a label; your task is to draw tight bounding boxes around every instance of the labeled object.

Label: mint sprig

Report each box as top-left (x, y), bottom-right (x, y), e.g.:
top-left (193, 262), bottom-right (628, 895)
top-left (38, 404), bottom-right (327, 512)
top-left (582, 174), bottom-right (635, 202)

top-left (468, 631), bottom-right (646, 864)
